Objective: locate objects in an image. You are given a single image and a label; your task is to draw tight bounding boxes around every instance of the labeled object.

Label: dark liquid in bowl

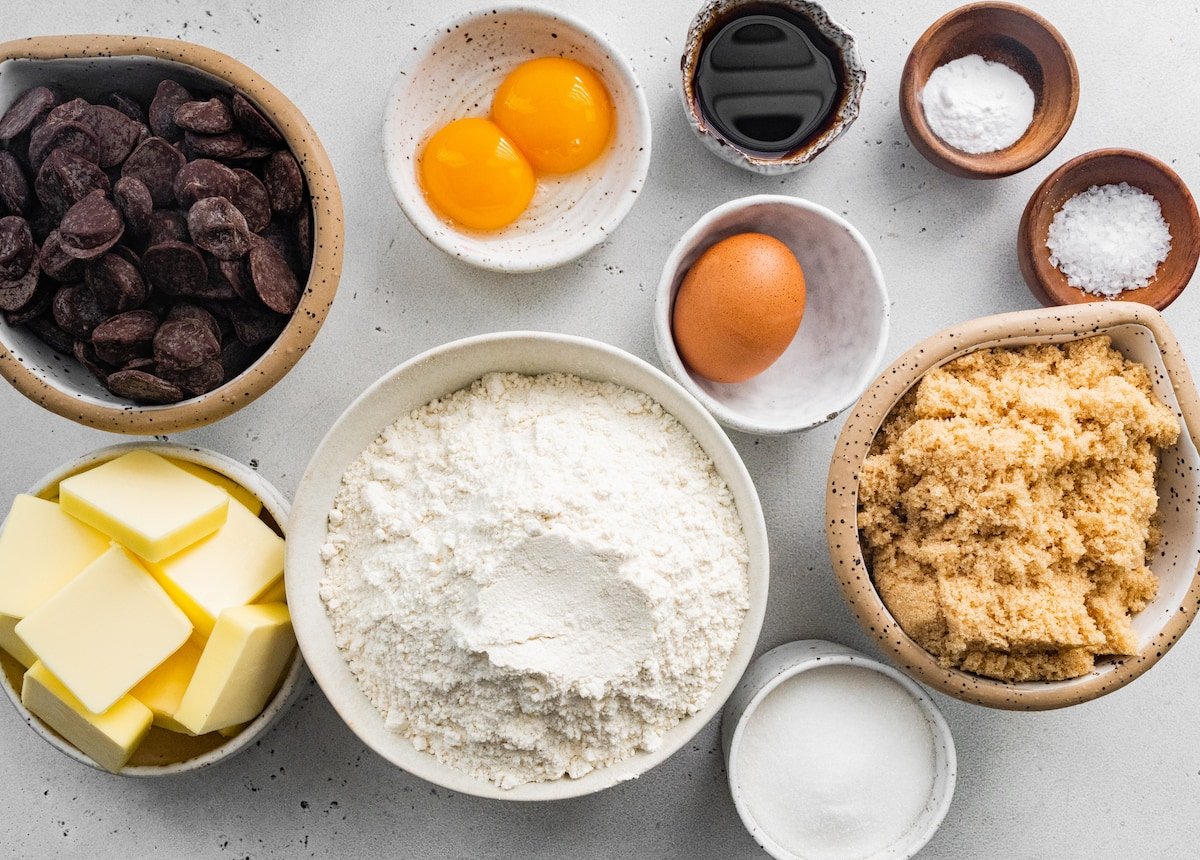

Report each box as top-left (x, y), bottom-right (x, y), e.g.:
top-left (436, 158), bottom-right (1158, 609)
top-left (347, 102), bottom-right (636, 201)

top-left (695, 10), bottom-right (841, 156)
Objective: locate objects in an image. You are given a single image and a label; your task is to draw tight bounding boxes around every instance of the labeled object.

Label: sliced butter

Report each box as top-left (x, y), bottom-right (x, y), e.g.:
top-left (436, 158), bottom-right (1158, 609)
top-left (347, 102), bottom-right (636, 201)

top-left (144, 501), bottom-right (284, 638)
top-left (176, 603), bottom-right (295, 735)
top-left (0, 613), bottom-right (36, 668)
top-left (171, 459), bottom-right (263, 516)
top-left (16, 546), bottom-right (192, 714)
top-left (130, 639), bottom-right (204, 734)
top-left (22, 662), bottom-right (153, 774)
top-left (0, 494), bottom-right (110, 619)
top-left (58, 451), bottom-right (228, 563)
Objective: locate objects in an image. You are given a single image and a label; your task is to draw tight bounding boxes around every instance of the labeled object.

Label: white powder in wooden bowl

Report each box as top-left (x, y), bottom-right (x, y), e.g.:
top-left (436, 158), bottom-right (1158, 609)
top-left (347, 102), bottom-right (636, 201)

top-left (1047, 182), bottom-right (1172, 297)
top-left (920, 54), bottom-right (1034, 153)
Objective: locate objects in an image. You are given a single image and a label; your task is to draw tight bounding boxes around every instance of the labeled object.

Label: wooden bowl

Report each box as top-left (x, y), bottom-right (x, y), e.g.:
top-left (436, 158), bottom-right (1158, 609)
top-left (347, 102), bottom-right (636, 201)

top-left (899, 2), bottom-right (1078, 179)
top-left (1019, 149), bottom-right (1200, 311)
top-left (0, 36), bottom-right (344, 434)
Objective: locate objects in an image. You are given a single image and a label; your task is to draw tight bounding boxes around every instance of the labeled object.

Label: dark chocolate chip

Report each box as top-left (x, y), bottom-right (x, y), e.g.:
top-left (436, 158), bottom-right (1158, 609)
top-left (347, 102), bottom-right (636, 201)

top-left (228, 300), bottom-right (287, 346)
top-left (38, 230), bottom-right (84, 282)
top-left (90, 105), bottom-right (147, 169)
top-left (149, 80), bottom-right (192, 142)
top-left (174, 98), bottom-right (234, 135)
top-left (73, 338), bottom-right (112, 383)
top-left (112, 176), bottom-right (154, 238)
top-left (27, 317), bottom-right (75, 354)
top-left (0, 216), bottom-right (35, 281)
top-left (148, 210), bottom-right (191, 246)
top-left (0, 86), bottom-right (60, 141)
top-left (105, 368), bottom-right (184, 403)
top-left (92, 309), bottom-right (158, 365)
top-left (51, 283), bottom-right (106, 338)
top-left (262, 150), bottom-right (303, 213)
top-left (103, 91), bottom-right (147, 125)
top-left (173, 158), bottom-right (238, 209)
top-left (248, 237), bottom-right (300, 313)
top-left (188, 196), bottom-right (252, 260)
top-left (158, 358), bottom-right (224, 396)
top-left (28, 119), bottom-right (99, 170)
top-left (58, 190), bottom-right (124, 260)
top-left (153, 317), bottom-right (219, 371)
top-left (0, 152), bottom-right (31, 215)
top-left (121, 136), bottom-right (187, 207)
top-left (86, 252), bottom-right (147, 313)
top-left (142, 240), bottom-right (207, 296)
top-left (34, 148), bottom-right (110, 218)
top-left (0, 259), bottom-right (39, 312)
top-left (231, 92), bottom-right (282, 144)
top-left (183, 130), bottom-right (248, 160)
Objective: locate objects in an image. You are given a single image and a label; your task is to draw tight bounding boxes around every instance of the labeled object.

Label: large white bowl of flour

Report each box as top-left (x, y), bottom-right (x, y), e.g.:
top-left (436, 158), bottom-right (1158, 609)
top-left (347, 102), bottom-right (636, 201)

top-left (287, 331), bottom-right (768, 800)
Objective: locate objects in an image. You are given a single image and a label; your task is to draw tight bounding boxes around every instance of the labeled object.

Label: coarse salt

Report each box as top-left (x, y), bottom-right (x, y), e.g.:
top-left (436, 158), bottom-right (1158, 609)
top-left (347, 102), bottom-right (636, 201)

top-left (1046, 182), bottom-right (1172, 297)
top-left (920, 54), bottom-right (1034, 153)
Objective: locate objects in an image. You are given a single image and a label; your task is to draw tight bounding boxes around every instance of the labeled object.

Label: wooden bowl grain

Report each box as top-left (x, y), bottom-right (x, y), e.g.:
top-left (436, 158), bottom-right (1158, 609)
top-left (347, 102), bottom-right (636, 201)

top-left (1019, 149), bottom-right (1200, 311)
top-left (899, 2), bottom-right (1078, 179)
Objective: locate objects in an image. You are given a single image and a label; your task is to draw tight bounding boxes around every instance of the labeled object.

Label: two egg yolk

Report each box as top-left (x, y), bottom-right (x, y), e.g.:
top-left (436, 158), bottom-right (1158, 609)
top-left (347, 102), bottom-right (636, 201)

top-left (418, 57), bottom-right (615, 232)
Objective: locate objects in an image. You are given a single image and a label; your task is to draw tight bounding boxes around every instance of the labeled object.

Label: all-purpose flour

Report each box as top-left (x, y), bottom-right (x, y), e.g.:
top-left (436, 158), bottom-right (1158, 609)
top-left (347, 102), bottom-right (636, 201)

top-left (319, 372), bottom-right (750, 788)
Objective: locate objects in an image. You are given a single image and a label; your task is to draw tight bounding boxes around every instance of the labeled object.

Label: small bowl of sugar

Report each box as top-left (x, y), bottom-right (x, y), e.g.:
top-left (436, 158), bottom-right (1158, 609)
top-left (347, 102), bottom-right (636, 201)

top-left (899, 2), bottom-right (1078, 179)
top-left (723, 640), bottom-right (956, 860)
top-left (1019, 148), bottom-right (1200, 311)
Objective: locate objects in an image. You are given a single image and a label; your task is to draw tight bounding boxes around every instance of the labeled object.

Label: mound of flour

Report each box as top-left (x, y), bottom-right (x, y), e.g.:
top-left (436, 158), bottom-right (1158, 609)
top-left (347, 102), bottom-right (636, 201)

top-left (319, 372), bottom-right (750, 789)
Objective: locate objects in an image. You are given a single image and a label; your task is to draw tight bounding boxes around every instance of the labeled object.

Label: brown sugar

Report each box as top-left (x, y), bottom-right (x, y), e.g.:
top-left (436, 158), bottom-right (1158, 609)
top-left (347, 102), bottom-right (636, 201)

top-left (857, 337), bottom-right (1180, 682)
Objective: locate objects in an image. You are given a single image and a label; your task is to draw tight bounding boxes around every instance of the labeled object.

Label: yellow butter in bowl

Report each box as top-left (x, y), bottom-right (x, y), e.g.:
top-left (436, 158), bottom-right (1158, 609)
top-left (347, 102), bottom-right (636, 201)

top-left (0, 494), bottom-right (110, 619)
top-left (130, 640), bottom-right (204, 734)
top-left (144, 501), bottom-right (284, 639)
top-left (22, 662), bottom-right (153, 774)
top-left (16, 546), bottom-right (192, 714)
top-left (176, 603), bottom-right (295, 735)
top-left (58, 451), bottom-right (228, 563)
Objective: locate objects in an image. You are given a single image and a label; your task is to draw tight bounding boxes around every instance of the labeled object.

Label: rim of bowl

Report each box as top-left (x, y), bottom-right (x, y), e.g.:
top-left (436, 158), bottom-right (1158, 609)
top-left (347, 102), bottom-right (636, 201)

top-left (826, 302), bottom-right (1200, 709)
top-left (726, 641), bottom-right (956, 860)
top-left (0, 441), bottom-right (306, 776)
top-left (286, 330), bottom-right (769, 800)
top-left (0, 35), bottom-right (345, 434)
top-left (382, 3), bottom-right (653, 273)
top-left (679, 0), bottom-right (867, 173)
top-left (898, 1), bottom-right (1079, 179)
top-left (654, 194), bottom-right (890, 435)
top-left (1018, 148), bottom-right (1200, 311)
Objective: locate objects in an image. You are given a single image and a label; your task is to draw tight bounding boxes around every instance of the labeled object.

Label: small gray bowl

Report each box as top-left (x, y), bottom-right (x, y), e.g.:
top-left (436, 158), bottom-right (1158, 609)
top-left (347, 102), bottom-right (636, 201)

top-left (680, 0), bottom-right (866, 174)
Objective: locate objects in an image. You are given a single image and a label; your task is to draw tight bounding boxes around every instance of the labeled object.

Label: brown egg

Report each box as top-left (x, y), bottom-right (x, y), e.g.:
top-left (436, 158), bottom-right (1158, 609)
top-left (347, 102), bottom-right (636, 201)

top-left (671, 232), bottom-right (806, 383)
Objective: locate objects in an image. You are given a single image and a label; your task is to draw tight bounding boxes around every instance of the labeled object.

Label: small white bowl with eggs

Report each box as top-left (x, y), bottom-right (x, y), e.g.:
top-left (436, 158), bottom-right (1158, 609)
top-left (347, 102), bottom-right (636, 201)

top-left (382, 3), bottom-right (652, 273)
top-left (655, 195), bottom-right (890, 435)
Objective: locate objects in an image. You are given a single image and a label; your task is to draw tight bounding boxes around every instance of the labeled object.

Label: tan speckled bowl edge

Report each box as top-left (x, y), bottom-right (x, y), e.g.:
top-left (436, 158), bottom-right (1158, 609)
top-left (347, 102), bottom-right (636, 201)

top-left (0, 35), bottom-right (345, 434)
top-left (826, 302), bottom-right (1200, 710)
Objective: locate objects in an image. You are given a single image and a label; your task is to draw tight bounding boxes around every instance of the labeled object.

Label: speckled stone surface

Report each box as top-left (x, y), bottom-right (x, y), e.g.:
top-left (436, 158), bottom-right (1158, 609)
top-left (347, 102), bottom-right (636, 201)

top-left (1, 1), bottom-right (1199, 857)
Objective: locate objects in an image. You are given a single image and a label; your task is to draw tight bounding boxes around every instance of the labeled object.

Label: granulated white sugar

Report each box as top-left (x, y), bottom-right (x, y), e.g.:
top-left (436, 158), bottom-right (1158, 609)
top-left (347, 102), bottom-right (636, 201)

top-left (1047, 182), bottom-right (1172, 297)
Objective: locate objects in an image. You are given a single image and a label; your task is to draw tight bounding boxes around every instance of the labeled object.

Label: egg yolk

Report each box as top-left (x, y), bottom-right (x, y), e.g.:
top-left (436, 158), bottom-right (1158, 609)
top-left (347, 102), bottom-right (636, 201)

top-left (418, 117), bottom-right (536, 231)
top-left (491, 57), bottom-right (614, 174)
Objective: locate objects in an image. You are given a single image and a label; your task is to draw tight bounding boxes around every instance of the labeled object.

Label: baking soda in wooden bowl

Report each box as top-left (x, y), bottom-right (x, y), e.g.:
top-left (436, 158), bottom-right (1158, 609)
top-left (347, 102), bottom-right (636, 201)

top-left (723, 641), bottom-right (955, 860)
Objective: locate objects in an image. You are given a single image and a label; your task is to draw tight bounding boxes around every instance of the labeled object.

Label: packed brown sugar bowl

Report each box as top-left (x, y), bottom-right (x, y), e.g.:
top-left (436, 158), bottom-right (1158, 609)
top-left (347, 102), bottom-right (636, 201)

top-left (828, 302), bottom-right (1200, 710)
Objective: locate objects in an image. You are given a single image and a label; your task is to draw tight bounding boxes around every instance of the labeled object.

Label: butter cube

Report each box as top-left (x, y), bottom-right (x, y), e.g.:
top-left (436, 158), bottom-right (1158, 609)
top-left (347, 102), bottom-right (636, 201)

top-left (130, 640), bottom-right (203, 734)
top-left (16, 546), bottom-right (192, 714)
top-left (255, 578), bottom-right (287, 605)
top-left (176, 603), bottom-right (295, 734)
top-left (0, 495), bottom-right (110, 619)
top-left (22, 662), bottom-right (153, 773)
top-left (144, 501), bottom-right (283, 638)
top-left (0, 613), bottom-right (36, 668)
top-left (171, 459), bottom-right (263, 516)
top-left (59, 451), bottom-right (228, 563)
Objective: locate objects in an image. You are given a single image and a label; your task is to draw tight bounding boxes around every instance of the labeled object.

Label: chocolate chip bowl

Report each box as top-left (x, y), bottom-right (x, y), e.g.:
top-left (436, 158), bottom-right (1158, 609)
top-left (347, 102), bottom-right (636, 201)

top-left (0, 36), bottom-right (343, 433)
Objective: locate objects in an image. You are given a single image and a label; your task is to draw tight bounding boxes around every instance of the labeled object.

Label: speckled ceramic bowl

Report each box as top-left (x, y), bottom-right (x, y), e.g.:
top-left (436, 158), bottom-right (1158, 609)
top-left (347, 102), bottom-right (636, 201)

top-left (383, 4), bottom-right (652, 272)
top-left (654, 195), bottom-right (889, 435)
top-left (723, 640), bottom-right (956, 860)
top-left (0, 35), bottom-right (344, 434)
top-left (286, 332), bottom-right (769, 800)
top-left (680, 0), bottom-right (866, 174)
top-left (828, 303), bottom-right (1200, 709)
top-left (0, 442), bottom-right (305, 776)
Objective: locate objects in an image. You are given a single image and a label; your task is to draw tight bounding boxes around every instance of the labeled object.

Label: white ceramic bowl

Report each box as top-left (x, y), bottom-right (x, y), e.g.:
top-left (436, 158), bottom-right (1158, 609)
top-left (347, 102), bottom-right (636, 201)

top-left (655, 195), bottom-right (889, 434)
top-left (286, 331), bottom-right (770, 800)
top-left (382, 3), bottom-right (652, 272)
top-left (722, 640), bottom-right (956, 860)
top-left (0, 442), bottom-right (305, 776)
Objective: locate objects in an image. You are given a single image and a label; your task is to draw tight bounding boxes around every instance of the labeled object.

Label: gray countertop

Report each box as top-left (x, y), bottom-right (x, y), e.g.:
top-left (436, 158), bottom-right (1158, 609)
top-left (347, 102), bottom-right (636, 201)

top-left (2, 0), bottom-right (1198, 857)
